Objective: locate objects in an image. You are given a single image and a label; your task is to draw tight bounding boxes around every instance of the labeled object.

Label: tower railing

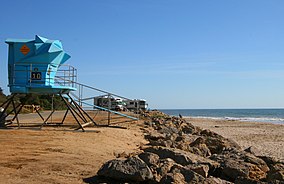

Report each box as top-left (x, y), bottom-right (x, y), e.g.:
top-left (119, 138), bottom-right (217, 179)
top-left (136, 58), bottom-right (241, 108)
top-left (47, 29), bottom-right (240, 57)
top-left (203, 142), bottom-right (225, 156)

top-left (9, 63), bottom-right (77, 89)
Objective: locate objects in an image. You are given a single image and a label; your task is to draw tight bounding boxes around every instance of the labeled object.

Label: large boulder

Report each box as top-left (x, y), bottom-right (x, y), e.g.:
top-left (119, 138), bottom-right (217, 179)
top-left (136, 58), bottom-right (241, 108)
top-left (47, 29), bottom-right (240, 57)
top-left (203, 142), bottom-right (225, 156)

top-left (200, 130), bottom-right (241, 154)
top-left (210, 149), bottom-right (269, 182)
top-left (258, 156), bottom-right (284, 182)
top-left (244, 146), bottom-right (262, 156)
top-left (185, 164), bottom-right (210, 178)
top-left (234, 176), bottom-right (268, 184)
top-left (170, 164), bottom-right (207, 183)
top-left (158, 125), bottom-right (179, 135)
top-left (144, 146), bottom-right (219, 170)
top-left (148, 158), bottom-right (177, 183)
top-left (160, 172), bottom-right (186, 184)
top-left (145, 131), bottom-right (166, 141)
top-left (190, 137), bottom-right (212, 157)
top-left (144, 126), bottom-right (179, 148)
top-left (138, 152), bottom-right (159, 166)
top-left (222, 159), bottom-right (266, 181)
top-left (267, 162), bottom-right (284, 182)
top-left (156, 158), bottom-right (176, 179)
top-left (97, 156), bottom-right (153, 182)
top-left (179, 122), bottom-right (201, 135)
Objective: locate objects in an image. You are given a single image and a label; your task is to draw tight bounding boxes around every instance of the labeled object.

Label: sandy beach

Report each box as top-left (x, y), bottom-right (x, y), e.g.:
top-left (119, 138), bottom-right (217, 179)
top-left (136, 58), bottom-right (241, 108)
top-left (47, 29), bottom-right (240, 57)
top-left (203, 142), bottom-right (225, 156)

top-left (187, 117), bottom-right (284, 162)
top-left (0, 112), bottom-right (147, 184)
top-left (0, 111), bottom-right (283, 183)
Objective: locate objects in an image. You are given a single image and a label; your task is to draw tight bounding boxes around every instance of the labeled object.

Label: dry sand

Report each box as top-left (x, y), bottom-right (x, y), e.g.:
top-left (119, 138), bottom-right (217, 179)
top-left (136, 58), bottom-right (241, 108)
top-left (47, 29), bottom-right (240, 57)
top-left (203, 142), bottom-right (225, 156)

top-left (0, 112), bottom-right (147, 184)
top-left (187, 117), bottom-right (284, 162)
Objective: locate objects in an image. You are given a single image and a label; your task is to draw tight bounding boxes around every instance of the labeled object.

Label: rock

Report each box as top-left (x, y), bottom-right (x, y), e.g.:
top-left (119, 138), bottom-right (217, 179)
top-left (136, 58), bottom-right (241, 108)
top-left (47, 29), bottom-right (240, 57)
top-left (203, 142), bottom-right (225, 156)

top-left (190, 147), bottom-right (205, 157)
top-left (223, 161), bottom-right (266, 181)
top-left (149, 158), bottom-right (176, 183)
top-left (205, 176), bottom-right (233, 184)
top-left (138, 152), bottom-right (159, 166)
top-left (267, 163), bottom-right (284, 182)
top-left (97, 156), bottom-right (153, 182)
top-left (145, 128), bottom-right (178, 148)
top-left (170, 164), bottom-right (207, 183)
top-left (198, 129), bottom-right (241, 154)
top-left (174, 135), bottom-right (201, 152)
top-left (98, 110), bottom-right (282, 183)
top-left (144, 146), bottom-right (219, 170)
top-left (244, 146), bottom-right (261, 156)
top-left (145, 131), bottom-right (166, 141)
top-left (144, 121), bottom-right (155, 127)
top-left (258, 156), bottom-right (279, 166)
top-left (190, 136), bottom-right (206, 145)
top-left (175, 135), bottom-right (183, 142)
top-left (235, 177), bottom-right (268, 184)
top-left (149, 138), bottom-right (174, 148)
top-left (258, 155), bottom-right (284, 182)
top-left (179, 122), bottom-right (199, 134)
top-left (175, 134), bottom-right (199, 144)
top-left (200, 129), bottom-right (223, 138)
top-left (185, 164), bottom-right (209, 178)
top-left (156, 158), bottom-right (176, 178)
top-left (242, 153), bottom-right (270, 174)
top-left (161, 125), bottom-right (179, 134)
top-left (114, 151), bottom-right (131, 158)
top-left (176, 142), bottom-right (191, 152)
top-left (210, 149), bottom-right (269, 182)
top-left (160, 172), bottom-right (186, 184)
top-left (204, 136), bottom-right (241, 154)
top-left (190, 137), bottom-right (212, 157)
top-left (197, 143), bottom-right (212, 157)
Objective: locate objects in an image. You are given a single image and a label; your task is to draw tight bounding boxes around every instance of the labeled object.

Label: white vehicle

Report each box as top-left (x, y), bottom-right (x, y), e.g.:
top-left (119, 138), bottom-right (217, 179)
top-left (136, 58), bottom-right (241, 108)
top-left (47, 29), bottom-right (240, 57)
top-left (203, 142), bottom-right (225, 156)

top-left (94, 96), bottom-right (126, 111)
top-left (125, 99), bottom-right (148, 111)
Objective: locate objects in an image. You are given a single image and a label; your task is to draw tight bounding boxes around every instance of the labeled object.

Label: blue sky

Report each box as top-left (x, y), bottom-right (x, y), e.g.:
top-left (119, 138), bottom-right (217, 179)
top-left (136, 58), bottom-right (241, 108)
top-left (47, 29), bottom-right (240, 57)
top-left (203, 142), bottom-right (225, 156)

top-left (1, 0), bottom-right (284, 109)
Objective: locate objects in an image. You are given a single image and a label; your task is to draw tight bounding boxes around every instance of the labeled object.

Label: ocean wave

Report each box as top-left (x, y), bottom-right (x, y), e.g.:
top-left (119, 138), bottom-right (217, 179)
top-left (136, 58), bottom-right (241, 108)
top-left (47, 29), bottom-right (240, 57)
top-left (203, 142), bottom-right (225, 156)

top-left (184, 116), bottom-right (284, 124)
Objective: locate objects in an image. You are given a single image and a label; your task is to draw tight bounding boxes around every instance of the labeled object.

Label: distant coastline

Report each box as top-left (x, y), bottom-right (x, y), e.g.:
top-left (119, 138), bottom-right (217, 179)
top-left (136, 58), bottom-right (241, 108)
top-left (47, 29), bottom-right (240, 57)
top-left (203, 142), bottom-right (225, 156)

top-left (159, 108), bottom-right (284, 125)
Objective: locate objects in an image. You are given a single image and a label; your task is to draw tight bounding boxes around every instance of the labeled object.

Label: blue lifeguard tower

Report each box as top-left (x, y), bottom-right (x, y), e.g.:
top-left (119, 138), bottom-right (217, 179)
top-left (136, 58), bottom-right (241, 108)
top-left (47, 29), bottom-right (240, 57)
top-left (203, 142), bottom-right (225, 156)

top-left (6, 35), bottom-right (76, 94)
top-left (0, 35), bottom-right (96, 131)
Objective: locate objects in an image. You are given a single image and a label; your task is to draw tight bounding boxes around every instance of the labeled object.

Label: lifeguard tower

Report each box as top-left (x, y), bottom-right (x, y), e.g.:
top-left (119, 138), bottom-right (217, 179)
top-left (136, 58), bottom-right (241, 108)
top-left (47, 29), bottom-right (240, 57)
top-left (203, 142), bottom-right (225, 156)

top-left (6, 35), bottom-right (76, 94)
top-left (0, 35), bottom-right (98, 131)
top-left (0, 35), bottom-right (138, 131)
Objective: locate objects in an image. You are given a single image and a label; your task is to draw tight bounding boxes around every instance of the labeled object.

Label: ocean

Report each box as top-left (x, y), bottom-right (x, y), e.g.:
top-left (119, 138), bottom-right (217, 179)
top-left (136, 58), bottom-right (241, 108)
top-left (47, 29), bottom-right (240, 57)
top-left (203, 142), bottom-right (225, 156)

top-left (159, 109), bottom-right (284, 125)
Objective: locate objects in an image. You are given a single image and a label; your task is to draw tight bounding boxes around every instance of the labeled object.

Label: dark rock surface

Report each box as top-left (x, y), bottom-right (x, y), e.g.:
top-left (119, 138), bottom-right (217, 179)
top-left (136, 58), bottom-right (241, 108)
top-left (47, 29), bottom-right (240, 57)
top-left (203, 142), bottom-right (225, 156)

top-left (97, 156), bottom-right (153, 182)
top-left (144, 146), bottom-right (219, 169)
top-left (210, 148), bottom-right (270, 182)
top-left (138, 152), bottom-right (160, 166)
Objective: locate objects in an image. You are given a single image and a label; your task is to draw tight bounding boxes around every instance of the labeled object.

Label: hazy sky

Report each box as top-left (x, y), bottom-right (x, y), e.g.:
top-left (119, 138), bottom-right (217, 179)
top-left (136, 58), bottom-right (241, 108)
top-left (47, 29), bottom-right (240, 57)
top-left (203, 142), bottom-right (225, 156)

top-left (1, 0), bottom-right (284, 109)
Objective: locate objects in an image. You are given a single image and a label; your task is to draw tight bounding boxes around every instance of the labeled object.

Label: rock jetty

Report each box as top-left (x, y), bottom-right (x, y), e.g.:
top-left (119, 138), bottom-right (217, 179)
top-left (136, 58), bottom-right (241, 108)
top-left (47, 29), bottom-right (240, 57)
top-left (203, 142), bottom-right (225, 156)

top-left (95, 110), bottom-right (284, 183)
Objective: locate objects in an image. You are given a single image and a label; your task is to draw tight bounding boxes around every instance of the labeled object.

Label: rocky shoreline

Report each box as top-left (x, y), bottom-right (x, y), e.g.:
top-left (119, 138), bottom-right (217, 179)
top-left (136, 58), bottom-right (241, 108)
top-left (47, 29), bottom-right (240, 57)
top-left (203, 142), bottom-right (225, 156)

top-left (90, 110), bottom-right (284, 183)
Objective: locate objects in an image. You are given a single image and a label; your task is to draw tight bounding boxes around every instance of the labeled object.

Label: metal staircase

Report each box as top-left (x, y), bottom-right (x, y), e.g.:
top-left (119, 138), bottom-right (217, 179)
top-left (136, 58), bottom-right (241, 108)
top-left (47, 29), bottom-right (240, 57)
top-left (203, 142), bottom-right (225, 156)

top-left (59, 80), bottom-right (138, 129)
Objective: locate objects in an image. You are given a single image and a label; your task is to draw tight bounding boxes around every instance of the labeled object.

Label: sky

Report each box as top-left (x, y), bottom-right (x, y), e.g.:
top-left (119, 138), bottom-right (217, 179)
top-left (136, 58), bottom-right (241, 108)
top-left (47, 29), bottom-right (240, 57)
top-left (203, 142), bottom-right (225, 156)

top-left (0, 0), bottom-right (284, 109)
